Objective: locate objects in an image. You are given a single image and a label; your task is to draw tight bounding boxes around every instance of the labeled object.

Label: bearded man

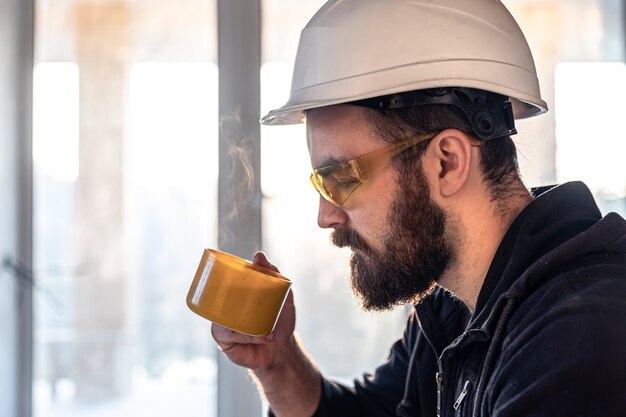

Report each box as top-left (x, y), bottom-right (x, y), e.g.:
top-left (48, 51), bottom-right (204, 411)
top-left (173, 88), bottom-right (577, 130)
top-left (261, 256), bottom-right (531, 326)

top-left (211, 1), bottom-right (626, 416)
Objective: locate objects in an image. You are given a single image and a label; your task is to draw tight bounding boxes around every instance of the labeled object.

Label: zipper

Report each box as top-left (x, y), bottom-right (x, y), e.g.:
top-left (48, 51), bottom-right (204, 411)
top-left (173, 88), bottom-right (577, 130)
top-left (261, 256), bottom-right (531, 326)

top-left (453, 380), bottom-right (471, 410)
top-left (434, 328), bottom-right (477, 417)
top-left (436, 372), bottom-right (443, 417)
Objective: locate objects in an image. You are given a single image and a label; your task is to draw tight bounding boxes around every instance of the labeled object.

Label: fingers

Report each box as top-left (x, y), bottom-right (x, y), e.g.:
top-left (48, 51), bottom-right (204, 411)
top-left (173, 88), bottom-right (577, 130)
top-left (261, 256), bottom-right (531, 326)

top-left (211, 323), bottom-right (274, 346)
top-left (252, 251), bottom-right (280, 273)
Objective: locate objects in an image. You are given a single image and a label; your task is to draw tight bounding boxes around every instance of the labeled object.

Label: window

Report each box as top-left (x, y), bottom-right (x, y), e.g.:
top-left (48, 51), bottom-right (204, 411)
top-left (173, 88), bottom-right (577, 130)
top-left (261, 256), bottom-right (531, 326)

top-left (33, 2), bottom-right (218, 416)
top-left (555, 62), bottom-right (626, 214)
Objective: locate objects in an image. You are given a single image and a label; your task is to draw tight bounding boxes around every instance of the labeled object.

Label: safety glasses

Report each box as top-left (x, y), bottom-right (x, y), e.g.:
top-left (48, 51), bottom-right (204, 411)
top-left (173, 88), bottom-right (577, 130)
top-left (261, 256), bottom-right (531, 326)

top-left (310, 132), bottom-right (436, 206)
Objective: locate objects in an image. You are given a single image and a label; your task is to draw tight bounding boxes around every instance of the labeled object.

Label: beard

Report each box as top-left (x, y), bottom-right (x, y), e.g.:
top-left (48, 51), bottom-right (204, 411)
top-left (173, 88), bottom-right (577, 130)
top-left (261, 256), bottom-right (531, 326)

top-left (331, 162), bottom-right (452, 311)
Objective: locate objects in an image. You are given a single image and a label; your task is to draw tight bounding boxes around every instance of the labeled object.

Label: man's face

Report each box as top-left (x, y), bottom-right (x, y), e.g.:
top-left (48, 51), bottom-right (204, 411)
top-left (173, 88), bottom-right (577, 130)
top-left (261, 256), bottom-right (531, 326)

top-left (307, 105), bottom-right (453, 311)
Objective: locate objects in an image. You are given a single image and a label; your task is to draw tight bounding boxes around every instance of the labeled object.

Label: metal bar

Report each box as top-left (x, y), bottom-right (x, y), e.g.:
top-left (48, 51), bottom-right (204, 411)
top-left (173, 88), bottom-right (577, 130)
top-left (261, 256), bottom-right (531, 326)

top-left (217, 0), bottom-right (263, 416)
top-left (0, 0), bottom-right (21, 413)
top-left (16, 0), bottom-right (35, 415)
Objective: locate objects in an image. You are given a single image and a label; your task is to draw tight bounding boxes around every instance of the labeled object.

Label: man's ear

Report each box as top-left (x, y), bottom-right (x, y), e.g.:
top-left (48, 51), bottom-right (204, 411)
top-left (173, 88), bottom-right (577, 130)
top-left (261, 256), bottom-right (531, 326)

top-left (424, 129), bottom-right (474, 198)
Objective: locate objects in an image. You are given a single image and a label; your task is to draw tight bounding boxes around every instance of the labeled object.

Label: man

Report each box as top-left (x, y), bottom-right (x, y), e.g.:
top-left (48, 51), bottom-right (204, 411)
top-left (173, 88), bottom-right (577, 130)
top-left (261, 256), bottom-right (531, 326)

top-left (212, 0), bottom-right (626, 416)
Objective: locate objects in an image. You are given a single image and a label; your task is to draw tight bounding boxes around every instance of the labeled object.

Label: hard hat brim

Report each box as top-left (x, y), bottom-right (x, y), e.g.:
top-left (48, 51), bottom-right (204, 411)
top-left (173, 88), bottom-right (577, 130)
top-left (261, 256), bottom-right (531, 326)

top-left (261, 61), bottom-right (548, 126)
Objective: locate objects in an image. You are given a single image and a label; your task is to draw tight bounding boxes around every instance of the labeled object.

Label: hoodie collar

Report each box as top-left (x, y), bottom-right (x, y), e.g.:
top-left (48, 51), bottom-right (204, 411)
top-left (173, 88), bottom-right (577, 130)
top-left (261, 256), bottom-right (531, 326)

top-left (470, 182), bottom-right (602, 329)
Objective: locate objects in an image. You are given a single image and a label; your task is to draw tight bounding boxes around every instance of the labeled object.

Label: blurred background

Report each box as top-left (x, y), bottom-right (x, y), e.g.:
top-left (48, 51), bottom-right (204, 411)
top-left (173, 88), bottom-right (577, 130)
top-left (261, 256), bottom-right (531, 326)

top-left (0, 0), bottom-right (624, 416)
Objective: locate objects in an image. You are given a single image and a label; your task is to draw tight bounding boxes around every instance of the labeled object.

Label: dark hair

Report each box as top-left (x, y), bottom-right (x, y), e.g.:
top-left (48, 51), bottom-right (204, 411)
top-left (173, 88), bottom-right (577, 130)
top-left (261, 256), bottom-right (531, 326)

top-left (362, 103), bottom-right (522, 205)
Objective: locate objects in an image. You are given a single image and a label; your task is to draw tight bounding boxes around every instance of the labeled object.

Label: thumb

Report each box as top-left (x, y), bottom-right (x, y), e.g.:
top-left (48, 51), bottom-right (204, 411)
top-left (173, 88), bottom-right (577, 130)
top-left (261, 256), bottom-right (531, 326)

top-left (252, 251), bottom-right (280, 273)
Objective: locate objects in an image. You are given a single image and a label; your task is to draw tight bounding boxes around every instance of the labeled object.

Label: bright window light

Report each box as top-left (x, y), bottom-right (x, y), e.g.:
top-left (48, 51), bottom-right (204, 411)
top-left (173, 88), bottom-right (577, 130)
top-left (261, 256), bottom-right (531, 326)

top-left (33, 63), bottom-right (79, 183)
top-left (555, 62), bottom-right (626, 198)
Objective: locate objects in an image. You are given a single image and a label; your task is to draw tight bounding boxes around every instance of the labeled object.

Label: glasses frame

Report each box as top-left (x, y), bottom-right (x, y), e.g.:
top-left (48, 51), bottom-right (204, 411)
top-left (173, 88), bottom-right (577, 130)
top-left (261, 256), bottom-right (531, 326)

top-left (310, 132), bottom-right (436, 207)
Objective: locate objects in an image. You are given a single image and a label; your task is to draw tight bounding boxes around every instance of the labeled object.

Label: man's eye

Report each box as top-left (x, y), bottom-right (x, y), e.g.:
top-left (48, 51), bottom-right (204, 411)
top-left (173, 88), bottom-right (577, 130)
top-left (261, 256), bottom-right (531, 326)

top-left (332, 175), bottom-right (359, 190)
top-left (335, 181), bottom-right (358, 191)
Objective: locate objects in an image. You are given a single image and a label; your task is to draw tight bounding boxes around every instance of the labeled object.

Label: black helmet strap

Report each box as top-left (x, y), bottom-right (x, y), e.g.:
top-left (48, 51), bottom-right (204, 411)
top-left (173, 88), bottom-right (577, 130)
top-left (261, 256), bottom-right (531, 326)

top-left (351, 87), bottom-right (517, 141)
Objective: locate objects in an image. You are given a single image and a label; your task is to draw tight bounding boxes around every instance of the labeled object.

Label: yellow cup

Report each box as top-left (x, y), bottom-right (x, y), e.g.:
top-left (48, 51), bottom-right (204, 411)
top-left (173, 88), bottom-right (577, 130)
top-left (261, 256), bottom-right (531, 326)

top-left (186, 249), bottom-right (292, 336)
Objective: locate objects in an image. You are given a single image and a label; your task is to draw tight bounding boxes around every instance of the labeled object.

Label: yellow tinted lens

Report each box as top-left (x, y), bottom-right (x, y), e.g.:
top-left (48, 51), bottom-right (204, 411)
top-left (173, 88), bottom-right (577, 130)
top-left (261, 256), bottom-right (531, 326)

top-left (310, 173), bottom-right (335, 204)
top-left (312, 164), bottom-right (361, 206)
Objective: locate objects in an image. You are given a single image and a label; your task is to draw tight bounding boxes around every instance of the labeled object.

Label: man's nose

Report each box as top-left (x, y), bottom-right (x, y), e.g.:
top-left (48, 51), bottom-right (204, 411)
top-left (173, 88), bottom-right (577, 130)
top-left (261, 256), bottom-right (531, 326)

top-left (317, 196), bottom-right (348, 229)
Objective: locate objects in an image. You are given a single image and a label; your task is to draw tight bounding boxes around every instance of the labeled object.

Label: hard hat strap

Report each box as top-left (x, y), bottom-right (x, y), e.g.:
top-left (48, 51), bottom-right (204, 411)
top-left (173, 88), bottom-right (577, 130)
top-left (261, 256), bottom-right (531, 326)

top-left (351, 87), bottom-right (517, 141)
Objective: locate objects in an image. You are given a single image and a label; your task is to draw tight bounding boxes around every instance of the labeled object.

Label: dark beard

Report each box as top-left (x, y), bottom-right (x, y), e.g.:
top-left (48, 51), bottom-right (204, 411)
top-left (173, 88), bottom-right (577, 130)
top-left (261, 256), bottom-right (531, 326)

top-left (331, 163), bottom-right (452, 311)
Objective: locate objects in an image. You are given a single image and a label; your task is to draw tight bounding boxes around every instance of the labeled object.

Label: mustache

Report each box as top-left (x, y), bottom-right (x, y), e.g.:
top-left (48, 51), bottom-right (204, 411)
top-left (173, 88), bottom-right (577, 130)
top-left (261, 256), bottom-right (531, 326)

top-left (331, 228), bottom-right (370, 252)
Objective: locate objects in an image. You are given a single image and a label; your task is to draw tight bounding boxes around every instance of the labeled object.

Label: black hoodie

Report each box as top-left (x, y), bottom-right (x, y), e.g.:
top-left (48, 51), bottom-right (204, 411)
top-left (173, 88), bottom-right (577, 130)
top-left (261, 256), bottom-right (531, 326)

top-left (309, 182), bottom-right (626, 417)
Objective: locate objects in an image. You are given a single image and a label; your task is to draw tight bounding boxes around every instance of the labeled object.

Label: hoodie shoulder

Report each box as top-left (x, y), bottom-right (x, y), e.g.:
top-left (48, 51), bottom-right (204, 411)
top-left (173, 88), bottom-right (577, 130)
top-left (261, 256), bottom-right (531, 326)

top-left (488, 250), bottom-right (626, 416)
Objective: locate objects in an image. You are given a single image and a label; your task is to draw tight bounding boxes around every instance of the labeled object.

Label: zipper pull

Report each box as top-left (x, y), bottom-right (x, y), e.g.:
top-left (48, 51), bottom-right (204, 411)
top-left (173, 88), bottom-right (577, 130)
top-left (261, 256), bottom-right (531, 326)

top-left (453, 380), bottom-right (471, 410)
top-left (436, 372), bottom-right (443, 417)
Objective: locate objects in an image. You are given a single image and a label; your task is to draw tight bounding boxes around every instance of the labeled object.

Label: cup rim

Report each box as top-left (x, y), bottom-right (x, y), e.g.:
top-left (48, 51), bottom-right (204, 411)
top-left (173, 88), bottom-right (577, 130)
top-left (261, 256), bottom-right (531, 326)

top-left (206, 248), bottom-right (291, 283)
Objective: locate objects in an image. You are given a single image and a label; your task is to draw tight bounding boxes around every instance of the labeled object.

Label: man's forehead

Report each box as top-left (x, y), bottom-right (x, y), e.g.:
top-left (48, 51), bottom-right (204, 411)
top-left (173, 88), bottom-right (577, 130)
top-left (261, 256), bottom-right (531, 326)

top-left (306, 105), bottom-right (384, 167)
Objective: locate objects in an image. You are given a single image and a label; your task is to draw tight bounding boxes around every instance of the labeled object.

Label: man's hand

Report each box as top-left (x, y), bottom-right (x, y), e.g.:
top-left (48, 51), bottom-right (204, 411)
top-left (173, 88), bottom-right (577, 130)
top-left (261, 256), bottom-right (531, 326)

top-left (210, 252), bottom-right (321, 417)
top-left (211, 251), bottom-right (297, 373)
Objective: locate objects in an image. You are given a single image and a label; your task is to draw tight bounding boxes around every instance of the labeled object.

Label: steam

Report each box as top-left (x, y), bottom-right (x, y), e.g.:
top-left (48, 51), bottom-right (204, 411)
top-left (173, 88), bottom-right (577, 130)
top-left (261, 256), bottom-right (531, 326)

top-left (218, 107), bottom-right (258, 250)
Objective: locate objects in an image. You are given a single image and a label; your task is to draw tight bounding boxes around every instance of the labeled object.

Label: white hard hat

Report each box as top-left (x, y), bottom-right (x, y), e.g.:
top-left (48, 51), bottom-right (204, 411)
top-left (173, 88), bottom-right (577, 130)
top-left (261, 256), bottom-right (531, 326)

top-left (261, 0), bottom-right (548, 126)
